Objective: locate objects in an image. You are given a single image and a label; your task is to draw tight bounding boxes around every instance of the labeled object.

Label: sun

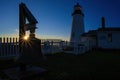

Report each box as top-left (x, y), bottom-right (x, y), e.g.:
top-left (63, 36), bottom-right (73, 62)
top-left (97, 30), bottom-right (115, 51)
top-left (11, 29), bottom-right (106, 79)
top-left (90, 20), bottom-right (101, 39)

top-left (23, 35), bottom-right (29, 40)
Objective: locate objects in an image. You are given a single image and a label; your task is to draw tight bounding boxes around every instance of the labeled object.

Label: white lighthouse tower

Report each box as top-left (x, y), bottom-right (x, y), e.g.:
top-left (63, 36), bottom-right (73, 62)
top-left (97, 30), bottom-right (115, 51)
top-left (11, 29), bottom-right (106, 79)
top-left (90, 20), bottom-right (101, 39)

top-left (70, 3), bottom-right (85, 46)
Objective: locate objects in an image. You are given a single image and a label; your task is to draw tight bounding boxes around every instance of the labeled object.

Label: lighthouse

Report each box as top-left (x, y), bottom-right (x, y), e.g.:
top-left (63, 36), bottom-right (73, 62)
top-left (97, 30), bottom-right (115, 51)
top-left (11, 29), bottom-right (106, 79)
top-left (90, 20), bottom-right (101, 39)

top-left (70, 3), bottom-right (85, 46)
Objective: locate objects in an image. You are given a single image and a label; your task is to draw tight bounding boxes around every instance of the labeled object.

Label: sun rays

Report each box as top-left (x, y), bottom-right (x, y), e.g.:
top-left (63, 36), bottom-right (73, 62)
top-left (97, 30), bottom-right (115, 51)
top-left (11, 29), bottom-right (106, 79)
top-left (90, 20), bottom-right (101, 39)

top-left (23, 35), bottom-right (29, 40)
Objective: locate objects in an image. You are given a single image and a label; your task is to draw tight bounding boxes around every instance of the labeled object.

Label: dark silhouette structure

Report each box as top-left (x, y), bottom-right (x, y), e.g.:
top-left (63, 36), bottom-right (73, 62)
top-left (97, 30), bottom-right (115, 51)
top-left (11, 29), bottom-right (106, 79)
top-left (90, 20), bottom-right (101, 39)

top-left (19, 3), bottom-right (38, 39)
top-left (18, 3), bottom-right (43, 70)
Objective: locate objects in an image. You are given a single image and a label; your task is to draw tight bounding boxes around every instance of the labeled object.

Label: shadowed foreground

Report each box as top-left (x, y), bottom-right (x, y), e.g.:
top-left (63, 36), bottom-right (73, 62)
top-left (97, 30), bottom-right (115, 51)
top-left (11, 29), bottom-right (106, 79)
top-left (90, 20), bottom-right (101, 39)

top-left (0, 50), bottom-right (120, 80)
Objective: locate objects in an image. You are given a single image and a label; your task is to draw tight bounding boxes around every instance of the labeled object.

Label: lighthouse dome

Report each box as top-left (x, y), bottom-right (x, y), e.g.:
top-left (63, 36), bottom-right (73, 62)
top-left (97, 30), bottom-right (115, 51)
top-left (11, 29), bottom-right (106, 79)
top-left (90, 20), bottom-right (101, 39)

top-left (72, 3), bottom-right (84, 16)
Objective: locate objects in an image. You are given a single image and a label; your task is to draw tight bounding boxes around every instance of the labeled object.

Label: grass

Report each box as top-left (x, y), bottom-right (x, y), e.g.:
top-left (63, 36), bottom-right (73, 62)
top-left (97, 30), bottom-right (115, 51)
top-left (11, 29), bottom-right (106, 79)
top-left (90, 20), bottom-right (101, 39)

top-left (37, 50), bottom-right (120, 80)
top-left (0, 50), bottom-right (120, 80)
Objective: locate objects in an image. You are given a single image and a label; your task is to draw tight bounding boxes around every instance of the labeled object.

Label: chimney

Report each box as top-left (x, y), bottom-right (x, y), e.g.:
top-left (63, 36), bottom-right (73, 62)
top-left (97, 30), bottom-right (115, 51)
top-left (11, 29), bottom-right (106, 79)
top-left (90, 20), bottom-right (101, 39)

top-left (102, 17), bottom-right (105, 30)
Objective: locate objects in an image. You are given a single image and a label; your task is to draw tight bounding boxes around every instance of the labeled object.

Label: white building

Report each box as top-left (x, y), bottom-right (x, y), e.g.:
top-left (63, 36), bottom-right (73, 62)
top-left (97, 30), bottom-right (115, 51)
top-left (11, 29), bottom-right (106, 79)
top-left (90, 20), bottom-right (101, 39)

top-left (81, 30), bottom-right (97, 51)
top-left (81, 17), bottom-right (120, 52)
top-left (97, 28), bottom-right (120, 49)
top-left (70, 3), bottom-right (85, 46)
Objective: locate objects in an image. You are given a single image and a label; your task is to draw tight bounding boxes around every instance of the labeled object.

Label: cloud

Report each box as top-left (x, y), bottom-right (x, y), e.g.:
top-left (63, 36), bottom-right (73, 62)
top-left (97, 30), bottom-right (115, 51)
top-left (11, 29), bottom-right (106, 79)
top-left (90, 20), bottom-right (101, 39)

top-left (14, 29), bottom-right (19, 33)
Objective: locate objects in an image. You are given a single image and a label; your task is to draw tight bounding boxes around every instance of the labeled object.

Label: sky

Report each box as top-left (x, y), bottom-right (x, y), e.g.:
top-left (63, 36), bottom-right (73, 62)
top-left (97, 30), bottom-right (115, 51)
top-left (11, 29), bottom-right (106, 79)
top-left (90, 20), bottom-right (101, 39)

top-left (0, 0), bottom-right (120, 41)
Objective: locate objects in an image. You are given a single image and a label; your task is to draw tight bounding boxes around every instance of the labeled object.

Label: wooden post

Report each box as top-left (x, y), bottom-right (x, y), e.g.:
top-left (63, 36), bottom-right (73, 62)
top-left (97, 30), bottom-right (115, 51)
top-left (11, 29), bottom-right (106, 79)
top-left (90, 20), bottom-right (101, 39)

top-left (3, 37), bottom-right (6, 56)
top-left (0, 37), bottom-right (2, 56)
top-left (10, 37), bottom-right (12, 56)
top-left (16, 38), bottom-right (18, 56)
top-left (6, 37), bottom-right (9, 56)
top-left (13, 38), bottom-right (15, 56)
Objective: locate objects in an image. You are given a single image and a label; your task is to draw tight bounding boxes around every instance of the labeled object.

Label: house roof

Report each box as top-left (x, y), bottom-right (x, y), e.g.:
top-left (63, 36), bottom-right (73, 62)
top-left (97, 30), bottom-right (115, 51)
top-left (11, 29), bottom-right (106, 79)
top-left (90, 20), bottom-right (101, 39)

top-left (98, 27), bottom-right (120, 31)
top-left (81, 30), bottom-right (97, 37)
top-left (81, 27), bottom-right (120, 37)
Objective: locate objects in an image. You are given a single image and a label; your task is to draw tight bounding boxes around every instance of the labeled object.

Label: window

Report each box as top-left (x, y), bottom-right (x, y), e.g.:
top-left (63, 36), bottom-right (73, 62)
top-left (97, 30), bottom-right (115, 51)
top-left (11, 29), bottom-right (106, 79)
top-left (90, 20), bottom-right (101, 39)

top-left (108, 33), bottom-right (112, 42)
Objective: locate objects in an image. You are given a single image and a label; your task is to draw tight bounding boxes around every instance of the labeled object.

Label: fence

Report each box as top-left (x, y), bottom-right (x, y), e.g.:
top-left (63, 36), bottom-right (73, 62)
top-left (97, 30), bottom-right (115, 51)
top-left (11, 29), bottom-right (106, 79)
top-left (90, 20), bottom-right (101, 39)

top-left (41, 40), bottom-right (68, 54)
top-left (0, 37), bottom-right (19, 58)
top-left (0, 38), bottom-right (68, 58)
top-left (0, 37), bottom-right (88, 58)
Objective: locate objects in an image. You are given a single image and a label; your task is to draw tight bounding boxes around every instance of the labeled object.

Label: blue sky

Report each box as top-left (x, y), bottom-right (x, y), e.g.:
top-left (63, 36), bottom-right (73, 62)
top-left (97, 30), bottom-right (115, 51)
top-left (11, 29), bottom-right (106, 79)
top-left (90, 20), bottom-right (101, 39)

top-left (0, 0), bottom-right (120, 40)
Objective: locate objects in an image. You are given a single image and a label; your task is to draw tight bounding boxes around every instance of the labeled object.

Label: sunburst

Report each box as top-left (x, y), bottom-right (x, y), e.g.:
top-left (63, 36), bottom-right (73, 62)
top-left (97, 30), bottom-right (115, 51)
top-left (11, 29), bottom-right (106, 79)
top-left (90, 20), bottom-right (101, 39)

top-left (23, 35), bottom-right (28, 40)
top-left (19, 31), bottom-right (34, 54)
